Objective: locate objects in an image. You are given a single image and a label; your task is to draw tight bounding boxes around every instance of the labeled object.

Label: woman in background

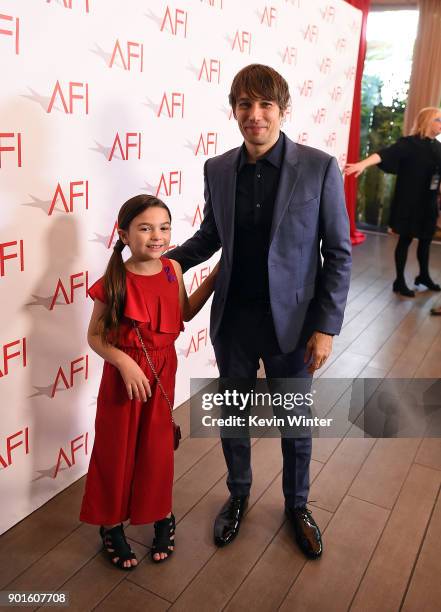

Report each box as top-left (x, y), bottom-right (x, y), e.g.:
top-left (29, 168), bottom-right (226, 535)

top-left (345, 107), bottom-right (441, 297)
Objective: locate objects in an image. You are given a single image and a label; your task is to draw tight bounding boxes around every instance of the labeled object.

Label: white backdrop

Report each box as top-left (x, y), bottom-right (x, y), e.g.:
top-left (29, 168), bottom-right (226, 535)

top-left (0, 0), bottom-right (361, 534)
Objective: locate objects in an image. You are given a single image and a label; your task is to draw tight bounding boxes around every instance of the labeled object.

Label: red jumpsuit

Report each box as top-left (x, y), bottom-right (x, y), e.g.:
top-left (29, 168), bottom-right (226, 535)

top-left (79, 257), bottom-right (183, 525)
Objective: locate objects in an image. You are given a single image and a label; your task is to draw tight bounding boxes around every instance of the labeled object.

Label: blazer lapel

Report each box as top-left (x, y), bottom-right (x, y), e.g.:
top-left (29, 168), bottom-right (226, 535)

top-left (215, 148), bottom-right (240, 260)
top-left (270, 137), bottom-right (300, 245)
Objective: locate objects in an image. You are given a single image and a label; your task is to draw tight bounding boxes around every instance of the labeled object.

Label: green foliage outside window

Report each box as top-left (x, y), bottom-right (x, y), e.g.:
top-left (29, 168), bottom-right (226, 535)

top-left (358, 76), bottom-right (407, 229)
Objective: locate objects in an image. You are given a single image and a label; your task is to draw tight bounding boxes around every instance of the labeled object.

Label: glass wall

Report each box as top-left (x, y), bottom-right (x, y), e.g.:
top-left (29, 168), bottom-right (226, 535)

top-left (357, 10), bottom-right (419, 231)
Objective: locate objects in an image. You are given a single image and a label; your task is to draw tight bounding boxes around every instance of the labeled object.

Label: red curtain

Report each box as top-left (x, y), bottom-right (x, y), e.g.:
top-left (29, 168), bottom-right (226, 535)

top-left (344, 0), bottom-right (371, 245)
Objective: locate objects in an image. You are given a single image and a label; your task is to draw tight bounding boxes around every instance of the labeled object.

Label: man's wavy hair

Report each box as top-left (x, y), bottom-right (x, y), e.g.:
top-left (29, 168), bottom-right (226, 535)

top-left (228, 64), bottom-right (291, 114)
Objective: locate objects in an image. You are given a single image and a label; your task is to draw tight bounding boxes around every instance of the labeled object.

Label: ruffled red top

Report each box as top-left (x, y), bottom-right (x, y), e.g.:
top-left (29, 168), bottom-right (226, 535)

top-left (88, 257), bottom-right (184, 347)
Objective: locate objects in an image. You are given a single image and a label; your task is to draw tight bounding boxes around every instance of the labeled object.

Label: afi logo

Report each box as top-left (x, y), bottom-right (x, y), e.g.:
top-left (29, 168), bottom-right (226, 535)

top-left (54, 432), bottom-right (89, 478)
top-left (158, 92), bottom-right (185, 118)
top-left (106, 219), bottom-right (119, 249)
top-left (198, 58), bottom-right (221, 83)
top-left (49, 181), bottom-right (89, 215)
top-left (192, 205), bottom-right (203, 226)
top-left (297, 132), bottom-right (308, 144)
top-left (325, 132), bottom-right (337, 148)
top-left (260, 6), bottom-right (277, 27)
top-left (312, 108), bottom-right (327, 124)
top-left (0, 428), bottom-right (29, 469)
top-left (201, 0), bottom-right (223, 7)
top-left (46, 0), bottom-right (91, 12)
top-left (302, 24), bottom-right (318, 43)
top-left (335, 38), bottom-right (346, 53)
top-left (330, 86), bottom-right (342, 102)
top-left (345, 65), bottom-right (356, 81)
top-left (0, 338), bottom-right (27, 378)
top-left (50, 272), bottom-right (89, 310)
top-left (340, 110), bottom-right (351, 125)
top-left (0, 13), bottom-right (19, 54)
top-left (108, 132), bottom-right (142, 161)
top-left (109, 40), bottom-right (144, 72)
top-left (0, 133), bottom-right (22, 168)
top-left (195, 132), bottom-right (218, 156)
top-left (232, 30), bottom-right (252, 54)
top-left (186, 328), bottom-right (208, 356)
top-left (320, 5), bottom-right (336, 23)
top-left (0, 240), bottom-right (24, 276)
top-left (299, 80), bottom-right (313, 97)
top-left (47, 81), bottom-right (89, 114)
top-left (282, 46), bottom-right (297, 65)
top-left (284, 106), bottom-right (293, 123)
top-left (51, 355), bottom-right (89, 398)
top-left (188, 266), bottom-right (213, 293)
top-left (319, 57), bottom-right (332, 74)
top-left (157, 171), bottom-right (182, 196)
top-left (160, 6), bottom-right (188, 37)
top-left (338, 153), bottom-right (347, 168)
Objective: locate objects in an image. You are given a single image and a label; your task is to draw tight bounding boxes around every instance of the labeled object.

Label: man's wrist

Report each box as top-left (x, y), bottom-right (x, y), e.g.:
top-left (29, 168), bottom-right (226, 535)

top-left (315, 330), bottom-right (335, 337)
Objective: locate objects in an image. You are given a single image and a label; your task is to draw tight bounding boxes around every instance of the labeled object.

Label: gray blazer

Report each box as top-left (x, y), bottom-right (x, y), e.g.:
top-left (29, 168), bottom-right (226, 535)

top-left (167, 133), bottom-right (352, 353)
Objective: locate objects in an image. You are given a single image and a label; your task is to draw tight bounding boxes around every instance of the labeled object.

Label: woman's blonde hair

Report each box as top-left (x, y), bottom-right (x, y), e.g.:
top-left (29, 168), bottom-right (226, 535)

top-left (410, 106), bottom-right (441, 138)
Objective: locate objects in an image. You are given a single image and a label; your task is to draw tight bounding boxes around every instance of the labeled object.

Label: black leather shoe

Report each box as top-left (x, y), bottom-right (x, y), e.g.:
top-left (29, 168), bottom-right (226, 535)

top-left (285, 505), bottom-right (323, 559)
top-left (392, 280), bottom-right (415, 297)
top-left (214, 495), bottom-right (249, 547)
top-left (415, 275), bottom-right (441, 291)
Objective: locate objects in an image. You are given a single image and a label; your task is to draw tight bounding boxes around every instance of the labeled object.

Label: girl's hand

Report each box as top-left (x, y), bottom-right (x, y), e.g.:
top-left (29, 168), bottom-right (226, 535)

top-left (344, 162), bottom-right (366, 177)
top-left (118, 354), bottom-right (152, 402)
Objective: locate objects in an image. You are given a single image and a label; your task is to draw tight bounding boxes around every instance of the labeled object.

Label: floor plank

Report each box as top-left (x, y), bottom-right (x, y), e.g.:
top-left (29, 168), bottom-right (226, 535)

top-left (309, 437), bottom-right (376, 512)
top-left (128, 437), bottom-right (284, 602)
top-left (350, 464), bottom-right (441, 612)
top-left (95, 580), bottom-right (170, 612)
top-left (278, 496), bottom-right (389, 612)
top-left (401, 487), bottom-right (441, 612)
top-left (223, 506), bottom-right (333, 612)
top-left (348, 438), bottom-right (422, 509)
top-left (170, 461), bottom-right (324, 612)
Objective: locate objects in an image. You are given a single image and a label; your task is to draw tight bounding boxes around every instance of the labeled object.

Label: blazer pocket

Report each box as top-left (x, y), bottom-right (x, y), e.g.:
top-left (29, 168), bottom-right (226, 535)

top-left (296, 283), bottom-right (316, 304)
top-left (288, 196), bottom-right (319, 211)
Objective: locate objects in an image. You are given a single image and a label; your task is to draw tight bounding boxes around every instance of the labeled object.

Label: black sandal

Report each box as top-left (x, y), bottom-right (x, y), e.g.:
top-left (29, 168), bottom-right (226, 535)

top-left (99, 523), bottom-right (137, 570)
top-left (151, 513), bottom-right (175, 563)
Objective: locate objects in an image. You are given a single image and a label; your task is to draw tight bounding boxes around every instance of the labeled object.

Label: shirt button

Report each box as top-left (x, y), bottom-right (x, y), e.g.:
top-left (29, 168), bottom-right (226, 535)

top-left (257, 174), bottom-right (261, 178)
top-left (256, 203), bottom-right (261, 207)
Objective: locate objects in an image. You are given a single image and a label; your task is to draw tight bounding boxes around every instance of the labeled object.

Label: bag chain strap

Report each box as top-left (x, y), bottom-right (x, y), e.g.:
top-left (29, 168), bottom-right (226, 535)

top-left (132, 321), bottom-right (175, 424)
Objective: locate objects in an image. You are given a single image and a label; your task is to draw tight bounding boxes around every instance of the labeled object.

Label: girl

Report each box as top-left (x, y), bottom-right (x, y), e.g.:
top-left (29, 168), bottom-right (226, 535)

top-left (345, 106), bottom-right (441, 297)
top-left (79, 194), bottom-right (218, 569)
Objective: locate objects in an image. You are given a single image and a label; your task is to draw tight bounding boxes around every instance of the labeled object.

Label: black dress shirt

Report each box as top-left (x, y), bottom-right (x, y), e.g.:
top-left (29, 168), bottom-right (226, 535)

top-left (227, 132), bottom-right (285, 304)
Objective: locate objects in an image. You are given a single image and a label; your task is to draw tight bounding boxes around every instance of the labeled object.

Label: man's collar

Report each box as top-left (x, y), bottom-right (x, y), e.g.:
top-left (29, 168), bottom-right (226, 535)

top-left (237, 131), bottom-right (284, 172)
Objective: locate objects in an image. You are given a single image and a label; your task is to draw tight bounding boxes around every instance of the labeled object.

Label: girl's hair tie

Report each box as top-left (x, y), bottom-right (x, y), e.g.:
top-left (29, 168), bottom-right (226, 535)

top-left (113, 238), bottom-right (125, 253)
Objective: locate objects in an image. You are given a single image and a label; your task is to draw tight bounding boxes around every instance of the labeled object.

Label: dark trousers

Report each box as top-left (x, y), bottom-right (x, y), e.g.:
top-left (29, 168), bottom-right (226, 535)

top-left (394, 235), bottom-right (432, 282)
top-left (213, 301), bottom-right (312, 509)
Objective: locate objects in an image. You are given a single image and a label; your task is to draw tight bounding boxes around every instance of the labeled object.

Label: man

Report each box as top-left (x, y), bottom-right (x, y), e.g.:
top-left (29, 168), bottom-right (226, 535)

top-left (168, 64), bottom-right (351, 558)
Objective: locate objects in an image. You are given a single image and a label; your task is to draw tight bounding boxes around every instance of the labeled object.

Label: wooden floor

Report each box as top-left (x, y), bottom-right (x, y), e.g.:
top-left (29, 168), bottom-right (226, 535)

top-left (2, 233), bottom-right (441, 612)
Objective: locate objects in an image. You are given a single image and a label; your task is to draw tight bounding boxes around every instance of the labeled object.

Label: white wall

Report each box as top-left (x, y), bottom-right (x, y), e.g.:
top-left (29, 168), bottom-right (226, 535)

top-left (0, 0), bottom-right (361, 534)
